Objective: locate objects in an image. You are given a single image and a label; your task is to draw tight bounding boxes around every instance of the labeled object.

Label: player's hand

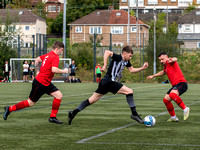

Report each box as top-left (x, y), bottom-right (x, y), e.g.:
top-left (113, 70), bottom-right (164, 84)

top-left (142, 62), bottom-right (148, 70)
top-left (101, 65), bottom-right (107, 72)
top-left (64, 68), bottom-right (68, 74)
top-left (147, 75), bottom-right (154, 80)
top-left (166, 58), bottom-right (173, 63)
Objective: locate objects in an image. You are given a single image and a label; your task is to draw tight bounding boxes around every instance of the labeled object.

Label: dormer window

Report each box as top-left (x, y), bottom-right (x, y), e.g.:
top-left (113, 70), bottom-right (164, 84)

top-left (19, 11), bottom-right (23, 15)
top-left (97, 12), bottom-right (100, 15)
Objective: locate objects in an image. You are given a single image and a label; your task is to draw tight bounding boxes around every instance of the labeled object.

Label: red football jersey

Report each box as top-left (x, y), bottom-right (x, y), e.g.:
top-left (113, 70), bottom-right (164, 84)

top-left (164, 61), bottom-right (187, 86)
top-left (35, 51), bottom-right (59, 86)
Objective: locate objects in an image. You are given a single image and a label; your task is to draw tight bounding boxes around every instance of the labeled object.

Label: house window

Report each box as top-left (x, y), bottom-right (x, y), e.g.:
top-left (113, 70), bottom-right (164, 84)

top-left (75, 27), bottom-right (82, 33)
top-left (53, 5), bottom-right (56, 12)
top-left (131, 26), bottom-right (137, 32)
top-left (25, 26), bottom-right (30, 31)
top-left (57, 6), bottom-right (60, 12)
top-left (8, 25), bottom-right (16, 32)
top-left (171, 0), bottom-right (176, 2)
top-left (113, 43), bottom-right (123, 47)
top-left (111, 26), bottom-right (123, 34)
top-left (162, 0), bottom-right (167, 2)
top-left (48, 5), bottom-right (52, 12)
top-left (148, 0), bottom-right (158, 4)
top-left (184, 25), bottom-right (191, 31)
top-left (197, 42), bottom-right (200, 48)
top-left (197, 0), bottom-right (200, 4)
top-left (89, 26), bottom-right (102, 34)
top-left (121, 0), bottom-right (127, 2)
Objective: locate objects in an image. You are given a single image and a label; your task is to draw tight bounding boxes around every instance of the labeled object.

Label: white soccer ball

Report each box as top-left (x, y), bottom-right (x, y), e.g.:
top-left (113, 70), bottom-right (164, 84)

top-left (144, 115), bottom-right (156, 127)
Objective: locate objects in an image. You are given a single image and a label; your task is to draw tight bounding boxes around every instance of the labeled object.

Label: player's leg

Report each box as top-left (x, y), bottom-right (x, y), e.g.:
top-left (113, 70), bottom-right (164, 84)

top-left (49, 90), bottom-right (63, 124)
top-left (3, 98), bottom-right (35, 120)
top-left (117, 85), bottom-right (144, 124)
top-left (163, 94), bottom-right (178, 122)
top-left (169, 82), bottom-right (189, 120)
top-left (68, 92), bottom-right (103, 125)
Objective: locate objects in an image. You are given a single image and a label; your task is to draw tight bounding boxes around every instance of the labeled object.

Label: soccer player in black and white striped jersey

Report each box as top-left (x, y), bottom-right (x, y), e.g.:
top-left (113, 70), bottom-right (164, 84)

top-left (68, 46), bottom-right (148, 125)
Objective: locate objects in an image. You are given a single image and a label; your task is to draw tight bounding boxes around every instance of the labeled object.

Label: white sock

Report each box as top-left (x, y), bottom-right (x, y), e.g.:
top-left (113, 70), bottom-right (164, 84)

top-left (171, 116), bottom-right (176, 119)
top-left (183, 107), bottom-right (188, 112)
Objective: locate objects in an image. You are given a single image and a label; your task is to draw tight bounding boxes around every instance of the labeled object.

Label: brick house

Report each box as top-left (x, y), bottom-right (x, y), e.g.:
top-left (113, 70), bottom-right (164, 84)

top-left (177, 9), bottom-right (200, 49)
top-left (44, 0), bottom-right (63, 19)
top-left (68, 8), bottom-right (150, 47)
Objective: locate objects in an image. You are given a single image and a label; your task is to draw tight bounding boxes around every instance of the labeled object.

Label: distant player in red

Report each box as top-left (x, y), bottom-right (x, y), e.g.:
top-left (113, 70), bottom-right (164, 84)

top-left (147, 52), bottom-right (190, 122)
top-left (3, 41), bottom-right (68, 124)
top-left (95, 63), bottom-right (102, 83)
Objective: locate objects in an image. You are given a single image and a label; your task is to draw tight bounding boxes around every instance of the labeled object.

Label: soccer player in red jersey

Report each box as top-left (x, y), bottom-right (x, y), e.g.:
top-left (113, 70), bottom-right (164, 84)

top-left (147, 52), bottom-right (190, 122)
top-left (3, 41), bottom-right (68, 124)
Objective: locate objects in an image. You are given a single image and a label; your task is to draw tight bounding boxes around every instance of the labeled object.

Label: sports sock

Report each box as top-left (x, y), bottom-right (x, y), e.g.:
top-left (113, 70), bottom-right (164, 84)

top-left (126, 94), bottom-right (138, 116)
top-left (169, 93), bottom-right (186, 109)
top-left (9, 100), bottom-right (30, 112)
top-left (163, 98), bottom-right (175, 117)
top-left (73, 99), bottom-right (91, 116)
top-left (130, 106), bottom-right (139, 116)
top-left (96, 78), bottom-right (99, 83)
top-left (50, 98), bottom-right (61, 118)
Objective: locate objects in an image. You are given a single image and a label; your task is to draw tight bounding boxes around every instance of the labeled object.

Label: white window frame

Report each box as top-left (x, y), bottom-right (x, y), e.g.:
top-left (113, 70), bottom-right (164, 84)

top-left (53, 5), bottom-right (56, 12)
top-left (112, 43), bottom-right (123, 47)
top-left (89, 26), bottom-right (102, 34)
top-left (162, 0), bottom-right (167, 2)
top-left (131, 26), bottom-right (137, 32)
top-left (197, 42), bottom-right (200, 48)
top-left (184, 25), bottom-right (191, 32)
top-left (111, 26), bottom-right (123, 34)
top-left (171, 0), bottom-right (176, 2)
top-left (57, 6), bottom-right (60, 12)
top-left (148, 0), bottom-right (158, 4)
top-left (25, 25), bottom-right (30, 31)
top-left (48, 5), bottom-right (52, 12)
top-left (75, 26), bottom-right (82, 33)
top-left (121, 0), bottom-right (127, 2)
top-left (197, 0), bottom-right (200, 4)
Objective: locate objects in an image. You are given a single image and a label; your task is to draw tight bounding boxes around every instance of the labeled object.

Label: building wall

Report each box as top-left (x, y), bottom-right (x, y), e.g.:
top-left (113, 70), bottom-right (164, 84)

top-left (70, 25), bottom-right (149, 47)
top-left (178, 24), bottom-right (200, 33)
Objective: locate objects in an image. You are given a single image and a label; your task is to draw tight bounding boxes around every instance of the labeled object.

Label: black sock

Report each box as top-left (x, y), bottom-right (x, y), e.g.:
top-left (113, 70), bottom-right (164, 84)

top-left (126, 93), bottom-right (135, 108)
top-left (130, 106), bottom-right (139, 116)
top-left (73, 99), bottom-right (91, 116)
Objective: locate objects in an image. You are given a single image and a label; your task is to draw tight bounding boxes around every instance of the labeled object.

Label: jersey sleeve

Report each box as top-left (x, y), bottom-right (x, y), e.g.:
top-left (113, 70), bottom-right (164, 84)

top-left (40, 54), bottom-right (46, 61)
top-left (126, 60), bottom-right (132, 67)
top-left (111, 53), bottom-right (122, 62)
top-left (52, 56), bottom-right (59, 67)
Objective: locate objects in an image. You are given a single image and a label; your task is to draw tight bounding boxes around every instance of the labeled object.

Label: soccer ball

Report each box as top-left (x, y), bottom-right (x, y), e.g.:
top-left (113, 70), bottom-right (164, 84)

top-left (144, 115), bottom-right (156, 127)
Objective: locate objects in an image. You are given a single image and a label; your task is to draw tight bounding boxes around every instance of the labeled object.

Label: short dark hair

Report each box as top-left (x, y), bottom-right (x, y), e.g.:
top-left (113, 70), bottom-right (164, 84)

top-left (122, 46), bottom-right (133, 54)
top-left (158, 52), bottom-right (167, 57)
top-left (52, 41), bottom-right (64, 50)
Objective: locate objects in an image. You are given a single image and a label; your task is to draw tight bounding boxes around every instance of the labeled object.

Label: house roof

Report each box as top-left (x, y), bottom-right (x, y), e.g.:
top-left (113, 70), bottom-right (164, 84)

top-left (0, 9), bottom-right (46, 24)
top-left (68, 9), bottom-right (150, 28)
top-left (178, 9), bottom-right (200, 24)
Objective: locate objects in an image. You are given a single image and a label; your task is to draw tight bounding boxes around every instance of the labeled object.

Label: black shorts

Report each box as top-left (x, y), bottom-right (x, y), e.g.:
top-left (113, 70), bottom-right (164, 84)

top-left (167, 82), bottom-right (188, 96)
top-left (30, 71), bottom-right (34, 76)
top-left (95, 76), bottom-right (123, 95)
top-left (29, 79), bottom-right (58, 102)
top-left (96, 73), bottom-right (101, 78)
top-left (23, 72), bottom-right (29, 75)
top-left (70, 72), bottom-right (76, 76)
top-left (4, 72), bottom-right (9, 77)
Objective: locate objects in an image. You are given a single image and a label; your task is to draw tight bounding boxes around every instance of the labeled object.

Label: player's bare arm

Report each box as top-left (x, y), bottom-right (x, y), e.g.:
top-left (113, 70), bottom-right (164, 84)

top-left (167, 57), bottom-right (177, 63)
top-left (147, 70), bottom-right (166, 79)
top-left (128, 62), bottom-right (148, 73)
top-left (52, 67), bottom-right (68, 74)
top-left (101, 50), bottom-right (113, 72)
top-left (35, 57), bottom-right (42, 75)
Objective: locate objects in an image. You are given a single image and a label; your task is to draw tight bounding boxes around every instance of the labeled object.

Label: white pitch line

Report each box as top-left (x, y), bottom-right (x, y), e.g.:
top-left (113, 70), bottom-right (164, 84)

top-left (76, 100), bottom-right (200, 144)
top-left (82, 142), bottom-right (200, 147)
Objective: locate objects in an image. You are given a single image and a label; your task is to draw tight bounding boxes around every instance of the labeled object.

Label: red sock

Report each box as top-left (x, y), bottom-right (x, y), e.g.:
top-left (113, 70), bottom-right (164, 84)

top-left (50, 98), bottom-right (61, 117)
top-left (163, 98), bottom-right (175, 117)
top-left (96, 78), bottom-right (99, 83)
top-left (9, 100), bottom-right (30, 112)
top-left (169, 93), bottom-right (186, 109)
top-left (99, 78), bottom-right (101, 82)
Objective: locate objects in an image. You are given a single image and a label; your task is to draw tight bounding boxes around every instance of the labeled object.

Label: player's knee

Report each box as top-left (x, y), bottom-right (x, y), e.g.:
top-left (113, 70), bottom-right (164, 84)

top-left (169, 93), bottom-right (177, 100)
top-left (57, 93), bottom-right (63, 100)
top-left (163, 98), bottom-right (170, 104)
top-left (127, 89), bottom-right (133, 95)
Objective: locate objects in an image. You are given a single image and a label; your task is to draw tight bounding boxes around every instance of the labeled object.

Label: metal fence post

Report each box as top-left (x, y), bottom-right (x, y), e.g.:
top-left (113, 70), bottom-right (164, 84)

top-left (32, 35), bottom-right (35, 58)
top-left (93, 33), bottom-right (96, 82)
top-left (17, 35), bottom-right (21, 80)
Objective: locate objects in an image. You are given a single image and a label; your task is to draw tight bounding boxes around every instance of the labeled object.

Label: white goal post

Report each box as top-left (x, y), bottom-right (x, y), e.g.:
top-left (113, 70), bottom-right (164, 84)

top-left (10, 58), bottom-right (71, 82)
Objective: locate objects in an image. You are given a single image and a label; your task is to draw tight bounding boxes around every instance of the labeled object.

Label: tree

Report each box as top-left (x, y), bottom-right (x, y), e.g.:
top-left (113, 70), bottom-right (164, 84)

top-left (50, 0), bottom-right (119, 34)
top-left (32, 2), bottom-right (47, 20)
top-left (145, 13), bottom-right (179, 79)
top-left (0, 10), bottom-right (18, 76)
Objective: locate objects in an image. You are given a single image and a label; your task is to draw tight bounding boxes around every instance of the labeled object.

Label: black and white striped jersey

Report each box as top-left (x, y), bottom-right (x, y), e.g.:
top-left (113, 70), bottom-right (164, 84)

top-left (105, 53), bottom-right (132, 81)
